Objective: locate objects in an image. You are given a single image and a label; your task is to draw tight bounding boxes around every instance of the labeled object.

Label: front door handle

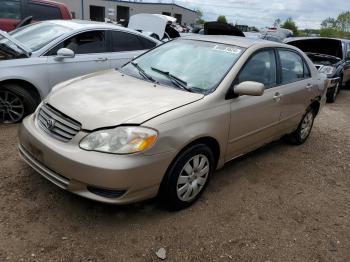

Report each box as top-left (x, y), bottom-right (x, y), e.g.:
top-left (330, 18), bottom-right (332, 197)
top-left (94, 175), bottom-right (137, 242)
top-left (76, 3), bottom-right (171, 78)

top-left (273, 92), bottom-right (282, 102)
top-left (95, 57), bottom-right (108, 62)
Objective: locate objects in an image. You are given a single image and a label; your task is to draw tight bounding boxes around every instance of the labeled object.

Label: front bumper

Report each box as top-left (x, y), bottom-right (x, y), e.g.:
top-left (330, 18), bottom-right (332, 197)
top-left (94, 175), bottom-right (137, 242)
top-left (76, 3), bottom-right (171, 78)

top-left (18, 115), bottom-right (176, 204)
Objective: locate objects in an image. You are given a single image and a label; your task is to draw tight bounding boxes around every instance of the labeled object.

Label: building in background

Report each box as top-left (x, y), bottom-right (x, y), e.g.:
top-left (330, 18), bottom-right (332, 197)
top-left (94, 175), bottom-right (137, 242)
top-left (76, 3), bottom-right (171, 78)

top-left (55, 0), bottom-right (198, 26)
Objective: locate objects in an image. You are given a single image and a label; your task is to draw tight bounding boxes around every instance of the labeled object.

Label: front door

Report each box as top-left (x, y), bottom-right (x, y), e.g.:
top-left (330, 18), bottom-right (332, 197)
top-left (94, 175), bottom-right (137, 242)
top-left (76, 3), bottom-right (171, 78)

top-left (226, 49), bottom-right (283, 160)
top-left (46, 30), bottom-right (110, 88)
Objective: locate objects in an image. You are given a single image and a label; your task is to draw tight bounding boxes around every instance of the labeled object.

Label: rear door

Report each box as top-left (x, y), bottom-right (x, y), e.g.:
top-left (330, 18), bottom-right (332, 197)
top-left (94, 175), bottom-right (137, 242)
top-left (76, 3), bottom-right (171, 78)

top-left (276, 48), bottom-right (315, 133)
top-left (0, 0), bottom-right (22, 32)
top-left (46, 30), bottom-right (110, 88)
top-left (107, 30), bottom-right (157, 69)
top-left (226, 49), bottom-right (284, 159)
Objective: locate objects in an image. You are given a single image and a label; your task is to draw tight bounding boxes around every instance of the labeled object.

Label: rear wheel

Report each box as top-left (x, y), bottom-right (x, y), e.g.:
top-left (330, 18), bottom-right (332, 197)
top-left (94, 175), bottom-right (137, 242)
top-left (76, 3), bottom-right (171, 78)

top-left (287, 107), bottom-right (315, 145)
top-left (159, 144), bottom-right (214, 210)
top-left (0, 84), bottom-right (37, 124)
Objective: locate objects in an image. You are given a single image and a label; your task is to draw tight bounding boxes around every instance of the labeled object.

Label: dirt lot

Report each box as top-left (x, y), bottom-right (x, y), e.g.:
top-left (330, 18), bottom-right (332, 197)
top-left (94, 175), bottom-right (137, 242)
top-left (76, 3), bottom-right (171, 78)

top-left (0, 91), bottom-right (349, 262)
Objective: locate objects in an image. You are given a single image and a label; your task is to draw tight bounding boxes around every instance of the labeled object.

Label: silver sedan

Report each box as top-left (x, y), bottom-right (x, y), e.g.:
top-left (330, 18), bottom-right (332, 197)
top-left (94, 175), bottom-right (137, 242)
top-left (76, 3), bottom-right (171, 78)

top-left (0, 20), bottom-right (160, 123)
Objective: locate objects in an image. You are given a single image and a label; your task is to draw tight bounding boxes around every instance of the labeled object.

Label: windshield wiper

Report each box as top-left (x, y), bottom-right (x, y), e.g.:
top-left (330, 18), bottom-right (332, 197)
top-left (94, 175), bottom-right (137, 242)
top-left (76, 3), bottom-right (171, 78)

top-left (151, 67), bottom-right (193, 92)
top-left (131, 62), bottom-right (155, 83)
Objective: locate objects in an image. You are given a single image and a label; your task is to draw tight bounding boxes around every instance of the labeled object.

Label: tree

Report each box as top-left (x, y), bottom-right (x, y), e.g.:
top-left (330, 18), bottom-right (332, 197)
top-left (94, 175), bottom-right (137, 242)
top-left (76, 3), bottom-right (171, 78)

top-left (336, 11), bottom-right (350, 32)
top-left (217, 15), bottom-right (227, 23)
top-left (195, 9), bottom-right (205, 24)
top-left (281, 17), bottom-right (299, 36)
top-left (274, 18), bottom-right (281, 27)
top-left (320, 11), bottom-right (350, 38)
top-left (321, 17), bottom-right (337, 29)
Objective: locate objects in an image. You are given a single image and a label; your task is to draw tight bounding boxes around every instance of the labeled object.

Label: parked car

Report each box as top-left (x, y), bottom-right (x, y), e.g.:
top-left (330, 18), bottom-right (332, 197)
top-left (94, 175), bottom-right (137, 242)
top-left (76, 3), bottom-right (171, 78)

top-left (128, 14), bottom-right (180, 41)
top-left (285, 37), bottom-right (350, 102)
top-left (0, 20), bottom-right (160, 123)
top-left (244, 32), bottom-right (283, 43)
top-left (19, 35), bottom-right (327, 209)
top-left (0, 0), bottom-right (71, 32)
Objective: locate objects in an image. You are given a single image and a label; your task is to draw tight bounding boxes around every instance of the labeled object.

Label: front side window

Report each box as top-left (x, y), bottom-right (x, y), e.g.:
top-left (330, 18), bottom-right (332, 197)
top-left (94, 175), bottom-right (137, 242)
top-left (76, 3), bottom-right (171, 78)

top-left (237, 50), bottom-right (277, 88)
top-left (9, 22), bottom-right (72, 51)
top-left (121, 40), bottom-right (245, 93)
top-left (0, 0), bottom-right (21, 19)
top-left (279, 50), bottom-right (305, 84)
top-left (28, 2), bottom-right (62, 20)
top-left (48, 31), bottom-right (107, 55)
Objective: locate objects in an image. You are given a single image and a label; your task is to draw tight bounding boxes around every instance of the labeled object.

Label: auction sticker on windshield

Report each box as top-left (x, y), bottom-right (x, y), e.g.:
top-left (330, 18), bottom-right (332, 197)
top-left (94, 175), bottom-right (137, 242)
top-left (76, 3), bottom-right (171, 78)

top-left (212, 45), bottom-right (242, 54)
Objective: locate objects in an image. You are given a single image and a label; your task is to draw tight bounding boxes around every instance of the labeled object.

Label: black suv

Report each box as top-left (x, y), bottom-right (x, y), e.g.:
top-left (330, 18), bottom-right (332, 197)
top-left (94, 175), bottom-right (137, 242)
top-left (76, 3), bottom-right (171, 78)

top-left (285, 37), bottom-right (350, 103)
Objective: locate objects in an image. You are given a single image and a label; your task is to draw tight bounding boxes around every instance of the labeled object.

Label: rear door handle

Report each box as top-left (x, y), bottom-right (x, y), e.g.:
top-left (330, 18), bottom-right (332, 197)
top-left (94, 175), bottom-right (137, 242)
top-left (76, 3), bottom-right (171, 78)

top-left (306, 84), bottom-right (313, 90)
top-left (95, 57), bottom-right (108, 62)
top-left (273, 92), bottom-right (283, 102)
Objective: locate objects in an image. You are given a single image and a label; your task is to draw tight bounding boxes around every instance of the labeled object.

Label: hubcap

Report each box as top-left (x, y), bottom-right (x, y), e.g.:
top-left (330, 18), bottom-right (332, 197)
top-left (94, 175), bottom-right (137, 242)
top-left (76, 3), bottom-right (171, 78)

top-left (176, 154), bottom-right (210, 202)
top-left (300, 111), bottom-right (314, 140)
top-left (0, 90), bottom-right (25, 123)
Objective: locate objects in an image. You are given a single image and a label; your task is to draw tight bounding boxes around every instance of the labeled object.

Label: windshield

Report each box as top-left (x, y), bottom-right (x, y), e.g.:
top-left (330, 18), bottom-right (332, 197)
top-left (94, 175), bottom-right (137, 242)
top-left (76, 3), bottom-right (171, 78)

top-left (8, 22), bottom-right (72, 52)
top-left (121, 39), bottom-right (245, 93)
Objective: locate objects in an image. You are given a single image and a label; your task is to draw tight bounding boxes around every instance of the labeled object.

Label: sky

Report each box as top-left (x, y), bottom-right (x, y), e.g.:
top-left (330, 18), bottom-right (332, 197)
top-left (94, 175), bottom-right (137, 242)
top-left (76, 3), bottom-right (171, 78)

top-left (141, 0), bottom-right (349, 29)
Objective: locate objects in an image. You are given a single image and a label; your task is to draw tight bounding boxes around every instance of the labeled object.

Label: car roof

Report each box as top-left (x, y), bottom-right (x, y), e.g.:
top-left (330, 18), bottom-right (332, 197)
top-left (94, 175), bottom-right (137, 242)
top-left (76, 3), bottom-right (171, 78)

top-left (181, 34), bottom-right (286, 48)
top-left (46, 19), bottom-right (141, 33)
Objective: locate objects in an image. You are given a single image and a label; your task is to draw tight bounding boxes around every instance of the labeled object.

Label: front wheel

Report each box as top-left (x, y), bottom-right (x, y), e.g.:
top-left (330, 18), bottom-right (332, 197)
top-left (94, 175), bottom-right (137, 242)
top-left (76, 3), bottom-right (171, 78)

top-left (327, 80), bottom-right (342, 103)
top-left (287, 107), bottom-right (315, 145)
top-left (0, 84), bottom-right (37, 124)
top-left (159, 144), bottom-right (215, 210)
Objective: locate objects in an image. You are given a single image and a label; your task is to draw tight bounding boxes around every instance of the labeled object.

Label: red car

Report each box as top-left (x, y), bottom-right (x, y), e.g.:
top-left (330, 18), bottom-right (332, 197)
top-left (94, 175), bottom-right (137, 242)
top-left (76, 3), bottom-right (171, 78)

top-left (0, 0), bottom-right (71, 32)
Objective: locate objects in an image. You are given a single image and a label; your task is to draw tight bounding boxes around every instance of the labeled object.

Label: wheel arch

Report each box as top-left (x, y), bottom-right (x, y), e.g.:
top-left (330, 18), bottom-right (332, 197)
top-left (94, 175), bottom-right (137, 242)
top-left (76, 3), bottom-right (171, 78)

top-left (310, 97), bottom-right (321, 116)
top-left (0, 79), bottom-right (42, 104)
top-left (157, 136), bottom-right (221, 199)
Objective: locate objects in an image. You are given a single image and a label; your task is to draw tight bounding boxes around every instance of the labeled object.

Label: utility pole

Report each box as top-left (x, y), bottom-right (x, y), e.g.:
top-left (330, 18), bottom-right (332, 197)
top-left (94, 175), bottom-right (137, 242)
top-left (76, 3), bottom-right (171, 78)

top-left (81, 0), bottom-right (84, 20)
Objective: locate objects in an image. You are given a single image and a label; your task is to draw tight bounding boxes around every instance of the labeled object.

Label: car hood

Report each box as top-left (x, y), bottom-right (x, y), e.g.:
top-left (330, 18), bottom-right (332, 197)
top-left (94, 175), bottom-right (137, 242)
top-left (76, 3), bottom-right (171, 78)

top-left (306, 52), bottom-right (341, 66)
top-left (46, 70), bottom-right (204, 130)
top-left (0, 30), bottom-right (31, 58)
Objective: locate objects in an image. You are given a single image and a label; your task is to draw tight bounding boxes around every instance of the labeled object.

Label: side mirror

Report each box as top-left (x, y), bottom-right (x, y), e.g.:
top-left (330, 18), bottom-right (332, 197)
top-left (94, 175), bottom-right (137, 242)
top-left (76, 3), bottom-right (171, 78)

top-left (234, 81), bottom-right (265, 96)
top-left (55, 48), bottom-right (75, 61)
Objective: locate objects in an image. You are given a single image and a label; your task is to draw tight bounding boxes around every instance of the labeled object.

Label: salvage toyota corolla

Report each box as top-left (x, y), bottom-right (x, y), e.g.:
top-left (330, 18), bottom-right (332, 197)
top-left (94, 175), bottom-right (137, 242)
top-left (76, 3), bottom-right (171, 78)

top-left (19, 35), bottom-right (327, 209)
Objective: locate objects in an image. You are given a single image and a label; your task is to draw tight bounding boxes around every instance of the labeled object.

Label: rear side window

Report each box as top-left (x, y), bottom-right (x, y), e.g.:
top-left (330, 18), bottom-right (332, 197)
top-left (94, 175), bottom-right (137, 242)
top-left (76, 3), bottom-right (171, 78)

top-left (237, 50), bottom-right (277, 88)
top-left (110, 31), bottom-right (152, 52)
top-left (47, 31), bottom-right (107, 55)
top-left (139, 36), bottom-right (157, 49)
top-left (0, 0), bottom-right (21, 19)
top-left (279, 50), bottom-right (306, 84)
top-left (28, 2), bottom-right (62, 20)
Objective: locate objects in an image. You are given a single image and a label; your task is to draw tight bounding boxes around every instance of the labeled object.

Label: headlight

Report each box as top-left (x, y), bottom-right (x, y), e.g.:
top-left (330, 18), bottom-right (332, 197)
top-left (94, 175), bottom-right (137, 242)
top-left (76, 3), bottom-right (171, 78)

top-left (80, 126), bottom-right (158, 154)
top-left (319, 66), bottom-right (336, 76)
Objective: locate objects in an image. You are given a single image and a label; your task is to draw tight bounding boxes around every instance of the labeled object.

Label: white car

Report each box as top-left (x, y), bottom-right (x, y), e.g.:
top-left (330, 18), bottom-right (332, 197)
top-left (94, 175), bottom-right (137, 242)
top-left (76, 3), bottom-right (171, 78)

top-left (0, 20), bottom-right (160, 123)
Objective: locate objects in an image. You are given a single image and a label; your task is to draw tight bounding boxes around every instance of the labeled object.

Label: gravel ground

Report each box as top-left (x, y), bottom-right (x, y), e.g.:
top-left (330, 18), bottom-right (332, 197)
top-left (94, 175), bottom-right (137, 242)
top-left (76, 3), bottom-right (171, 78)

top-left (0, 90), bottom-right (350, 262)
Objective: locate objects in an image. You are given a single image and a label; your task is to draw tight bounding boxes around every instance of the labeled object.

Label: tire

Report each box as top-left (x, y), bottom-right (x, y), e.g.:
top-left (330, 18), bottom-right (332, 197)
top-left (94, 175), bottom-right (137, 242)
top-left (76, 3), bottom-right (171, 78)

top-left (0, 84), bottom-right (37, 124)
top-left (159, 144), bottom-right (215, 210)
top-left (327, 81), bottom-right (340, 103)
top-left (287, 107), bottom-right (315, 145)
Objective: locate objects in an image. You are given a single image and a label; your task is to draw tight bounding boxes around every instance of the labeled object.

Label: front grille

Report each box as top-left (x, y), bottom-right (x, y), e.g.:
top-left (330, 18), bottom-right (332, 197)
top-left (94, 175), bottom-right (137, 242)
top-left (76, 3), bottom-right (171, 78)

top-left (315, 65), bottom-right (322, 70)
top-left (37, 103), bottom-right (81, 142)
